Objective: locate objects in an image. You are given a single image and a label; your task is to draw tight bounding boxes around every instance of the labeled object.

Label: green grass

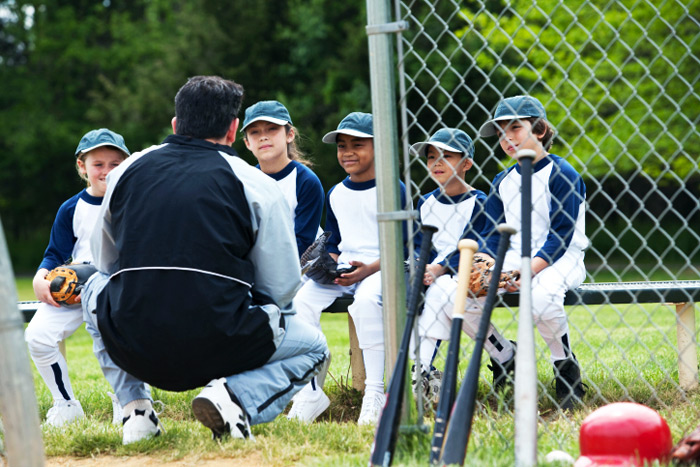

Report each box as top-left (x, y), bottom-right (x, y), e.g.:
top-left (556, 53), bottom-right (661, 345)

top-left (7, 277), bottom-right (700, 465)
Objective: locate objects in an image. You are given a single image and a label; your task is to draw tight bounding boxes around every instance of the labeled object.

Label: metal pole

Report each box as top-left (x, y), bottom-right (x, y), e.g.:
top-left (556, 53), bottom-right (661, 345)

top-left (0, 217), bottom-right (45, 466)
top-left (366, 0), bottom-right (411, 422)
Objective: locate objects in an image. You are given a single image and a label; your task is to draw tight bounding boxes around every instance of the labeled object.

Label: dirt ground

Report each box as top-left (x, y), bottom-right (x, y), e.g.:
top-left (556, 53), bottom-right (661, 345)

top-left (44, 454), bottom-right (264, 467)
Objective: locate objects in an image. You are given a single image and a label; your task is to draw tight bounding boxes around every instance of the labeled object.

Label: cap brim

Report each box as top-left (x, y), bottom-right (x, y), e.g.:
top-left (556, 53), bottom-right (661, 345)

top-left (76, 143), bottom-right (130, 156)
top-left (479, 114), bottom-right (541, 137)
top-left (410, 141), bottom-right (465, 157)
top-left (241, 116), bottom-right (290, 131)
top-left (322, 129), bottom-right (373, 144)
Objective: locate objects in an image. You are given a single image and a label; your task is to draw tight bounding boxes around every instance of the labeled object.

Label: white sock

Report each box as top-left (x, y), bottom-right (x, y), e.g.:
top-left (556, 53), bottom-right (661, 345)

top-left (123, 398), bottom-right (152, 417)
top-left (36, 355), bottom-right (75, 402)
top-left (362, 349), bottom-right (385, 394)
top-left (463, 313), bottom-right (513, 363)
top-left (536, 317), bottom-right (570, 361)
top-left (419, 337), bottom-right (439, 372)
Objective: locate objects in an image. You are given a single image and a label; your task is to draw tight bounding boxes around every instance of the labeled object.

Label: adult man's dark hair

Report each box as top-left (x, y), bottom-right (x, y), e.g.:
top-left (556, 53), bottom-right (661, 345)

top-left (174, 76), bottom-right (244, 139)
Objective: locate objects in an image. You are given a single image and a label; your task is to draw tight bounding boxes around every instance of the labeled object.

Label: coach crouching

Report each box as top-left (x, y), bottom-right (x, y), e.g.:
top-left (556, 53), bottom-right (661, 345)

top-left (81, 75), bottom-right (329, 444)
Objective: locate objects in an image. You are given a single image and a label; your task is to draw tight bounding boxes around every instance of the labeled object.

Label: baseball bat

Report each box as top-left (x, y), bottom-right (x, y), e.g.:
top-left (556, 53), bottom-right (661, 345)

top-left (513, 148), bottom-right (538, 466)
top-left (428, 238), bottom-right (479, 465)
top-left (439, 224), bottom-right (516, 466)
top-left (369, 223), bottom-right (438, 467)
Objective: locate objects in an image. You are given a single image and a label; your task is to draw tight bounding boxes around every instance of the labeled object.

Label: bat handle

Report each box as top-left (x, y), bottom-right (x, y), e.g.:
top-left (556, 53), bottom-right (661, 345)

top-left (407, 224), bottom-right (439, 319)
top-left (452, 239), bottom-right (478, 318)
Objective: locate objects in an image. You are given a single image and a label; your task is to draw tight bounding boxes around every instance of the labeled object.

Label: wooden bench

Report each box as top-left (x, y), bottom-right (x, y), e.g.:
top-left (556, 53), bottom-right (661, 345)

top-left (323, 280), bottom-right (700, 391)
top-left (19, 280), bottom-right (700, 391)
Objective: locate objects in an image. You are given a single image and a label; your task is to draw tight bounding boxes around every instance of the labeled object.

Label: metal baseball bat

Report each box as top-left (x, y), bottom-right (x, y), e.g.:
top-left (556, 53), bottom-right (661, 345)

top-left (439, 224), bottom-right (516, 466)
top-left (428, 238), bottom-right (479, 465)
top-left (369, 224), bottom-right (438, 467)
top-left (513, 148), bottom-right (538, 466)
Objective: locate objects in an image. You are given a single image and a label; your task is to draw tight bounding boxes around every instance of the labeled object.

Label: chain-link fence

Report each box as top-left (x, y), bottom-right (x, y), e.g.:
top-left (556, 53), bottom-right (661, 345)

top-left (375, 0), bottom-right (700, 462)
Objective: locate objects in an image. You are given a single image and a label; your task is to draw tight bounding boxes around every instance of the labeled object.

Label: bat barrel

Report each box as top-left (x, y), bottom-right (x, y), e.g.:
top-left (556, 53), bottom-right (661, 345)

top-left (439, 224), bottom-right (515, 466)
top-left (369, 223), bottom-right (438, 467)
top-left (514, 149), bottom-right (538, 467)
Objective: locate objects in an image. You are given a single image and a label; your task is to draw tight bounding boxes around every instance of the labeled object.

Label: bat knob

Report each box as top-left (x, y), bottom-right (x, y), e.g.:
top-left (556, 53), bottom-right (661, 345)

top-left (515, 149), bottom-right (537, 160)
top-left (458, 239), bottom-right (478, 253)
top-left (497, 224), bottom-right (517, 235)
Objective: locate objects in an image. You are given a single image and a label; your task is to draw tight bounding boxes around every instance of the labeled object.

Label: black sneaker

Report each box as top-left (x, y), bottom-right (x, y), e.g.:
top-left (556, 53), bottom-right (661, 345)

top-left (488, 341), bottom-right (516, 392)
top-left (553, 357), bottom-right (586, 411)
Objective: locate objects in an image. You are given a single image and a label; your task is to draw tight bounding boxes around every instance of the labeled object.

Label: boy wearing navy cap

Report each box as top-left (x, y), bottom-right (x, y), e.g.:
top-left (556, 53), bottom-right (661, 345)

top-left (26, 128), bottom-right (130, 428)
top-left (289, 112), bottom-right (409, 425)
top-left (410, 128), bottom-right (514, 409)
top-left (479, 95), bottom-right (588, 410)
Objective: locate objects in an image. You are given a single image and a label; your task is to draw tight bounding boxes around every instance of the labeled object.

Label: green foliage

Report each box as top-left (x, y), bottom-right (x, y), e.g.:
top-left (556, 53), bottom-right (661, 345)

top-left (455, 0), bottom-right (700, 180)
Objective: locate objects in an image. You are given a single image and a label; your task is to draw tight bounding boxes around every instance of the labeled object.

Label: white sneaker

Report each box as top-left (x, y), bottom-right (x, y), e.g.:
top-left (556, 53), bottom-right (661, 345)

top-left (287, 385), bottom-right (330, 423)
top-left (122, 406), bottom-right (161, 444)
top-left (45, 399), bottom-right (85, 428)
top-left (108, 392), bottom-right (123, 425)
top-left (192, 378), bottom-right (252, 440)
top-left (357, 392), bottom-right (386, 426)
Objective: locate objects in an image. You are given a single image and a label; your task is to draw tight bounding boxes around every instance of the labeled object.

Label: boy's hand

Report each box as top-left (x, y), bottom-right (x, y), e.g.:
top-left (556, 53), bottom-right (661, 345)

top-left (33, 268), bottom-right (60, 307)
top-left (504, 257), bottom-right (549, 292)
top-left (335, 260), bottom-right (379, 286)
top-left (423, 263), bottom-right (445, 286)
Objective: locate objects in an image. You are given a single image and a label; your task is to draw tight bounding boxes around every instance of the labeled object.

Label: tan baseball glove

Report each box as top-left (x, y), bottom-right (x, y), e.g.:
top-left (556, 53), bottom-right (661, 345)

top-left (45, 263), bottom-right (97, 305)
top-left (469, 253), bottom-right (520, 298)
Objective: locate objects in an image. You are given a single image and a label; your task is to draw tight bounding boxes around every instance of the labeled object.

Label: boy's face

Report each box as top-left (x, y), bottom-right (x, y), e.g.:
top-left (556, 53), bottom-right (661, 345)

top-left (497, 119), bottom-right (544, 159)
top-left (78, 147), bottom-right (126, 197)
top-left (426, 146), bottom-right (471, 188)
top-left (336, 134), bottom-right (375, 182)
top-left (244, 120), bottom-right (294, 164)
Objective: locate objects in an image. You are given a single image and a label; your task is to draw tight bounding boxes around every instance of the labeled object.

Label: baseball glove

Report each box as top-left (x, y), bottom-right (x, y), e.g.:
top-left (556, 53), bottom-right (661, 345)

top-left (671, 425), bottom-right (700, 465)
top-left (45, 263), bottom-right (97, 305)
top-left (301, 232), bottom-right (356, 285)
top-left (469, 253), bottom-right (520, 298)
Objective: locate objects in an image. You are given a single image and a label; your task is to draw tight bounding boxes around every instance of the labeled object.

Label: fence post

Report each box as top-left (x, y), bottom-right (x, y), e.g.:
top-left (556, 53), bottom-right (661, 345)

top-left (0, 218), bottom-right (45, 466)
top-left (365, 0), bottom-right (412, 422)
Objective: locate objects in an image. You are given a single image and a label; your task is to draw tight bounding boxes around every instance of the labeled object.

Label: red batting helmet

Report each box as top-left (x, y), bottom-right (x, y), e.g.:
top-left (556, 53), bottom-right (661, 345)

top-left (574, 402), bottom-right (672, 467)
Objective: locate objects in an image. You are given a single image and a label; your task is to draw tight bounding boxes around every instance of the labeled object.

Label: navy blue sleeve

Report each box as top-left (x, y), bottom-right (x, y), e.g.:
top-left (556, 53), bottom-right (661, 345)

top-left (324, 186), bottom-right (342, 256)
top-left (537, 160), bottom-right (586, 264)
top-left (38, 193), bottom-right (80, 271)
top-left (293, 166), bottom-right (325, 257)
top-left (445, 190), bottom-right (494, 271)
top-left (483, 172), bottom-right (508, 258)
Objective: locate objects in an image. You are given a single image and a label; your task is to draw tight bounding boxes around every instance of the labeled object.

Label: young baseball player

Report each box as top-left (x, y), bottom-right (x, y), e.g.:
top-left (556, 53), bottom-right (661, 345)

top-left (242, 100), bottom-right (324, 257)
top-left (479, 95), bottom-right (588, 410)
top-left (409, 128), bottom-right (515, 408)
top-left (288, 112), bottom-right (408, 425)
top-left (25, 128), bottom-right (130, 427)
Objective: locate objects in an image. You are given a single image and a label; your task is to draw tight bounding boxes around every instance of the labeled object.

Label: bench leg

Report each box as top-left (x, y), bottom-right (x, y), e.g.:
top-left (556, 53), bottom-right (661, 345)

top-left (675, 302), bottom-right (698, 391)
top-left (348, 314), bottom-right (366, 392)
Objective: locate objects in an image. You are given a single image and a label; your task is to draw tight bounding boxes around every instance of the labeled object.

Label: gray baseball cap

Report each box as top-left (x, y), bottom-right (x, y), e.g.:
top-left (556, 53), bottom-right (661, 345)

top-left (75, 128), bottom-right (130, 157)
top-left (241, 100), bottom-right (293, 131)
top-left (322, 112), bottom-right (373, 143)
top-left (478, 96), bottom-right (547, 137)
top-left (410, 128), bottom-right (474, 159)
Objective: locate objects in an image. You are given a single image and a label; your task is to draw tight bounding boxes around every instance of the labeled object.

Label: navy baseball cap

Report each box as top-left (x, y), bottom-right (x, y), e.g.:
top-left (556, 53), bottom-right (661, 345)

top-left (75, 128), bottom-right (130, 157)
top-left (410, 128), bottom-right (474, 159)
top-left (242, 100), bottom-right (293, 131)
top-left (478, 96), bottom-right (548, 137)
top-left (322, 112), bottom-right (373, 143)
